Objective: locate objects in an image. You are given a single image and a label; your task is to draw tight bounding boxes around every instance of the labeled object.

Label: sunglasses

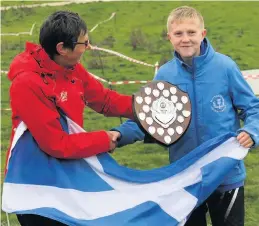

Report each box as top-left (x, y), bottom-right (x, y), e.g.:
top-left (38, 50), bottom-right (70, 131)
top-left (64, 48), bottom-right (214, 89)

top-left (73, 40), bottom-right (89, 47)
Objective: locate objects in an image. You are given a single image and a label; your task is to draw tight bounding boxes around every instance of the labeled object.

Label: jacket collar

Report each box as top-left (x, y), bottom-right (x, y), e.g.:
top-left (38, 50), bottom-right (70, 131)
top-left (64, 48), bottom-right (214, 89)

top-left (25, 42), bottom-right (75, 78)
top-left (174, 38), bottom-right (215, 72)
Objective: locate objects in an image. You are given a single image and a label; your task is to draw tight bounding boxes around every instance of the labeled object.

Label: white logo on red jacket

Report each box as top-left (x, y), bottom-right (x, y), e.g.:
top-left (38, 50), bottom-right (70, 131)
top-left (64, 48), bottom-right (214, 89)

top-left (60, 91), bottom-right (68, 102)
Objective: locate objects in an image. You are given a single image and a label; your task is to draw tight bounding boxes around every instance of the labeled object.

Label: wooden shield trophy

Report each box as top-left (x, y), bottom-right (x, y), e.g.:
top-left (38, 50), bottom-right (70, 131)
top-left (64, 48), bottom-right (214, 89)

top-left (133, 81), bottom-right (191, 146)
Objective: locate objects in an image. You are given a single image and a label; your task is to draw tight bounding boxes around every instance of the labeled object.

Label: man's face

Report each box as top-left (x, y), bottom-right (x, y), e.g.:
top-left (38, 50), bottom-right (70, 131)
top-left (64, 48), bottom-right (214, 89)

top-left (167, 18), bottom-right (206, 60)
top-left (65, 32), bottom-right (90, 67)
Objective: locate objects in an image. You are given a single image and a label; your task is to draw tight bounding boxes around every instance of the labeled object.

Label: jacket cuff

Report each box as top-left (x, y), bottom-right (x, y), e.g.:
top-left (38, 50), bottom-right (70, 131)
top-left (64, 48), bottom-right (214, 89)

top-left (92, 131), bottom-right (110, 154)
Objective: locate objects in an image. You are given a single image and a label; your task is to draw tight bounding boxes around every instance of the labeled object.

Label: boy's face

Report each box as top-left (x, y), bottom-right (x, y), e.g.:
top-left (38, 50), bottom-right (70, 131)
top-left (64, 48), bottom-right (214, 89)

top-left (167, 18), bottom-right (206, 60)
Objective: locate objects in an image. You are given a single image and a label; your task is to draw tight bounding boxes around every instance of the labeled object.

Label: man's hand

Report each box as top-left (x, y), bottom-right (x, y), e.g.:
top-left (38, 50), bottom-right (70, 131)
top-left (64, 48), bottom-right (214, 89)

top-left (236, 131), bottom-right (254, 148)
top-left (106, 131), bottom-right (121, 152)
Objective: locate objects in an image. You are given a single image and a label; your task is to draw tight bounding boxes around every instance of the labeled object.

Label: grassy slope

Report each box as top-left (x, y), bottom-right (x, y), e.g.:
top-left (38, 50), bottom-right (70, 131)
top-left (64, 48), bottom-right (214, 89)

top-left (1, 1), bottom-right (53, 7)
top-left (1, 1), bottom-right (259, 225)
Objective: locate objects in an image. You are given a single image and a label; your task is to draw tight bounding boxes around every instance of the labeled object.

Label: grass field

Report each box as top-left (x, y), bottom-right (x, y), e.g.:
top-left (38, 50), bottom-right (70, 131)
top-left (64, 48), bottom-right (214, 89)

top-left (1, 1), bottom-right (53, 7)
top-left (1, 1), bottom-right (259, 225)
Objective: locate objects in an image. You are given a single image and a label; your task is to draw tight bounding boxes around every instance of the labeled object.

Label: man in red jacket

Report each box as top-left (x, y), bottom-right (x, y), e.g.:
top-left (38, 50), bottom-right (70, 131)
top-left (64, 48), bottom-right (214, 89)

top-left (6, 10), bottom-right (134, 226)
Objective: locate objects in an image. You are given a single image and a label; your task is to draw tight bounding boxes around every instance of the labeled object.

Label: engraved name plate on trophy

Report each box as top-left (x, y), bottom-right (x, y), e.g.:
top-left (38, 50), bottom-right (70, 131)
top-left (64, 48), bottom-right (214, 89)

top-left (133, 81), bottom-right (191, 146)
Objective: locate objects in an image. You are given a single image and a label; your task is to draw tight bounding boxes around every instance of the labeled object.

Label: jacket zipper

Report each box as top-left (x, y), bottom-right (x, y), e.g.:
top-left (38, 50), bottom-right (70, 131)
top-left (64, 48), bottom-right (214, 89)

top-left (192, 60), bottom-right (200, 146)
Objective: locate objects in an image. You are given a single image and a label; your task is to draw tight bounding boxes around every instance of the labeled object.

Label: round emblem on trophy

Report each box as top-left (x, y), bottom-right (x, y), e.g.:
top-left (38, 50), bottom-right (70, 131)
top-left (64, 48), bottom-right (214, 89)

top-left (133, 81), bottom-right (191, 146)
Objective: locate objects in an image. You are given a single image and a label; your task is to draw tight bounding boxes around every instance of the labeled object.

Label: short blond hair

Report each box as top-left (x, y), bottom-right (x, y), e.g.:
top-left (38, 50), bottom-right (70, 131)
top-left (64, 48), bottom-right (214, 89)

top-left (167, 6), bottom-right (204, 32)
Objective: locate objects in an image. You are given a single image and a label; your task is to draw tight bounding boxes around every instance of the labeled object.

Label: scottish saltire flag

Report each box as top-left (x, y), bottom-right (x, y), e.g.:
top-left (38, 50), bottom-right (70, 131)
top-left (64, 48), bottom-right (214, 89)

top-left (2, 115), bottom-right (248, 226)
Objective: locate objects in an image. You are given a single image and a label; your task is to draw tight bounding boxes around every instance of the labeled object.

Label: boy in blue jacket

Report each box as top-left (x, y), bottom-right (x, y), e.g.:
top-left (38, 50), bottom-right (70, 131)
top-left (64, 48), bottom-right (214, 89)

top-left (110, 6), bottom-right (259, 226)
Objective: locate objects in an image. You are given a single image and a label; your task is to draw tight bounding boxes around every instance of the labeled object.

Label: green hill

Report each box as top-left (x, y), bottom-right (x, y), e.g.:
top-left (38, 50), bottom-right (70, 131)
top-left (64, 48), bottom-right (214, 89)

top-left (1, 1), bottom-right (259, 225)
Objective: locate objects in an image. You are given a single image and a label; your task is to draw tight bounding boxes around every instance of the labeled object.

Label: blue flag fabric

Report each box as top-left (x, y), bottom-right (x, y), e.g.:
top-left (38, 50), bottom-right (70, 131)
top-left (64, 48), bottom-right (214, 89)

top-left (2, 115), bottom-right (248, 226)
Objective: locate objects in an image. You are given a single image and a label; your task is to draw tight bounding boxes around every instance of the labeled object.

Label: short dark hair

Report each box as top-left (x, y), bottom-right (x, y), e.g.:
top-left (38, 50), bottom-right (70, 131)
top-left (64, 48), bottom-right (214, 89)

top-left (39, 11), bottom-right (87, 59)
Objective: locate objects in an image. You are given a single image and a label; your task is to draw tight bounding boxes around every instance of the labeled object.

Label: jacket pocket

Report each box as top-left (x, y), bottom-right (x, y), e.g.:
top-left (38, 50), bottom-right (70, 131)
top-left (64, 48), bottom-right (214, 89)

top-left (222, 161), bottom-right (246, 185)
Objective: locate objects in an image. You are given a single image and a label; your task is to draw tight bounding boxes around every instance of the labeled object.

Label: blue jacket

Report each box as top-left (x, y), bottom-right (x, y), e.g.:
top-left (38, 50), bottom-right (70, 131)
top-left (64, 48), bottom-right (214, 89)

top-left (113, 38), bottom-right (259, 190)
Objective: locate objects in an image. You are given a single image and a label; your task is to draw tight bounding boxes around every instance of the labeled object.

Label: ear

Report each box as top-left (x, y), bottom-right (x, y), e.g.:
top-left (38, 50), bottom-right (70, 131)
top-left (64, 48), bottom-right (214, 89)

top-left (56, 42), bottom-right (68, 56)
top-left (202, 29), bottom-right (207, 39)
top-left (167, 33), bottom-right (171, 41)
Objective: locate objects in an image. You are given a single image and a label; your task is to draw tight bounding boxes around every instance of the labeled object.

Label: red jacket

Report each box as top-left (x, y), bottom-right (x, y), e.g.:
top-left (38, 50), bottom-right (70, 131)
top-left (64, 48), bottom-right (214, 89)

top-left (7, 42), bottom-right (133, 161)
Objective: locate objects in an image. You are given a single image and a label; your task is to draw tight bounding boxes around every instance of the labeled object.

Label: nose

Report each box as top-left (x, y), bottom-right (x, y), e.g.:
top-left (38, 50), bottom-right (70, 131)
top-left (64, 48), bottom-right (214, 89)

top-left (182, 33), bottom-right (190, 42)
top-left (86, 41), bottom-right (92, 50)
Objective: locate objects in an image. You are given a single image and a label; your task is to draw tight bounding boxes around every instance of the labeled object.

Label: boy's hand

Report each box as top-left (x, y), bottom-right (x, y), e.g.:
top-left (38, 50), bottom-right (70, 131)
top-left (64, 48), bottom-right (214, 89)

top-left (108, 131), bottom-right (121, 142)
top-left (106, 131), bottom-right (121, 153)
top-left (236, 131), bottom-right (254, 148)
